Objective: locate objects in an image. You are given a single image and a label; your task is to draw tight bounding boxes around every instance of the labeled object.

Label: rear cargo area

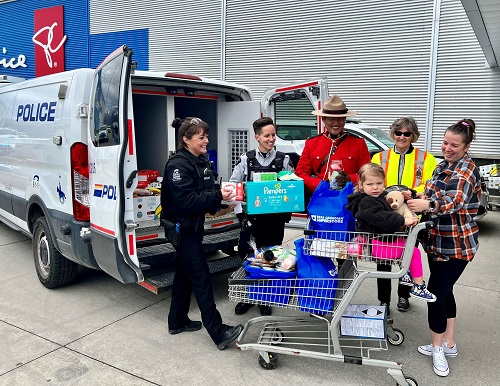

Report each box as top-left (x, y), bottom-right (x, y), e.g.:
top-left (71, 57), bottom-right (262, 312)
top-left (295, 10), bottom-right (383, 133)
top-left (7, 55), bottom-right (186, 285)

top-left (130, 91), bottom-right (240, 293)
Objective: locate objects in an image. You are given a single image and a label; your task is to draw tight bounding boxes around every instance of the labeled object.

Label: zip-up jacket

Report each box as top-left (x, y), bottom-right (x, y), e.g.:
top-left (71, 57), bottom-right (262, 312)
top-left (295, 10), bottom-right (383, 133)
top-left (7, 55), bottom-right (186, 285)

top-left (161, 148), bottom-right (222, 229)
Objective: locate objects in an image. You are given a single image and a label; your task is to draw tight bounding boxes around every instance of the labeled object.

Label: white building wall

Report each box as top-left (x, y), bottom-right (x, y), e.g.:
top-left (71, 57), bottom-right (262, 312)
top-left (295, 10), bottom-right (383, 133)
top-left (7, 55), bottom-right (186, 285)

top-left (89, 0), bottom-right (222, 78)
top-left (88, 0), bottom-right (500, 158)
top-left (431, 0), bottom-right (500, 157)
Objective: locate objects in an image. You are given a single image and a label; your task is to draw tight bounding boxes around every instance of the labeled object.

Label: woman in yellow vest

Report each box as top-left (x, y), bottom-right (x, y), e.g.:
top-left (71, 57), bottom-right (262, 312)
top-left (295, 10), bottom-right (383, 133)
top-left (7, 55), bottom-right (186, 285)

top-left (372, 117), bottom-right (438, 314)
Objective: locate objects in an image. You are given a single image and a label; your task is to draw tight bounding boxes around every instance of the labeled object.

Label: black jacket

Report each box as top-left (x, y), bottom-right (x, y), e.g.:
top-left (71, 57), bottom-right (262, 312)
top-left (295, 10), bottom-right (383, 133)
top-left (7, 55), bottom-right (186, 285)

top-left (346, 191), bottom-right (404, 234)
top-left (160, 148), bottom-right (222, 228)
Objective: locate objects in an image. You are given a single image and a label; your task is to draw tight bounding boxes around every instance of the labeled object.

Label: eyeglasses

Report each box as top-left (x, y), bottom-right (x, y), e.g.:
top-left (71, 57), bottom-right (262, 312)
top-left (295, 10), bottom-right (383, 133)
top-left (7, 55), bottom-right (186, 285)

top-left (394, 130), bottom-right (412, 138)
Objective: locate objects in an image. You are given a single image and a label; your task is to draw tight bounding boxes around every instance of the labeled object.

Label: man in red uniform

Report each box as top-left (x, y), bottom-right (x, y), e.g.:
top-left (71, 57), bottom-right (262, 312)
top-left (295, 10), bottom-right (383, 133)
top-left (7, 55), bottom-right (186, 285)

top-left (295, 95), bottom-right (371, 195)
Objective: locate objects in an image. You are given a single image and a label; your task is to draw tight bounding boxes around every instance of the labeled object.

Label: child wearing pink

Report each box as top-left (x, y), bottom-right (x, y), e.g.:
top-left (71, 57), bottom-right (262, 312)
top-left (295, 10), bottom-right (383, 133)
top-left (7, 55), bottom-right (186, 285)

top-left (346, 163), bottom-right (436, 302)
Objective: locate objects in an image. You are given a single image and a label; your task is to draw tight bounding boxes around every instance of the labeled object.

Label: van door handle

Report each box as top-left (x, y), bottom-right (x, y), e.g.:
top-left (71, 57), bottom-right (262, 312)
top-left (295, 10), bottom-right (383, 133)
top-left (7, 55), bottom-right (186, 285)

top-left (126, 170), bottom-right (138, 188)
top-left (125, 220), bottom-right (139, 231)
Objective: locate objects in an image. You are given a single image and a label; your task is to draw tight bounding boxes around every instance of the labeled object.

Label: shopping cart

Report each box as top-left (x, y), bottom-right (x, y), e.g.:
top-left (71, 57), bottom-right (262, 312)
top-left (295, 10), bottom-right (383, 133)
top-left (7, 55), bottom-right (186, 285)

top-left (228, 221), bottom-right (430, 386)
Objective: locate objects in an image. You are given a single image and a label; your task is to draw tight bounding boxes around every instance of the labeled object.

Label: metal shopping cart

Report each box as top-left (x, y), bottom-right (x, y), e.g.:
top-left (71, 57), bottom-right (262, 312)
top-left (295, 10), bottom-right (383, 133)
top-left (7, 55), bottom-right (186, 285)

top-left (228, 222), bottom-right (430, 386)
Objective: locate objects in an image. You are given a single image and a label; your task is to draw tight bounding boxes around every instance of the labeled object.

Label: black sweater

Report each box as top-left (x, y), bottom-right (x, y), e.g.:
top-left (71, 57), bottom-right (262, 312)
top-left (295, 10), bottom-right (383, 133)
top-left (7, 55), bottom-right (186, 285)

top-left (346, 191), bottom-right (405, 234)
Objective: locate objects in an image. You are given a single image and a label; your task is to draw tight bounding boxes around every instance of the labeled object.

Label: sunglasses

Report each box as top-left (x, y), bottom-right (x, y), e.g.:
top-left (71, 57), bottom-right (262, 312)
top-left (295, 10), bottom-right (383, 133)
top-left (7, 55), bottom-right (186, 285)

top-left (394, 131), bottom-right (412, 138)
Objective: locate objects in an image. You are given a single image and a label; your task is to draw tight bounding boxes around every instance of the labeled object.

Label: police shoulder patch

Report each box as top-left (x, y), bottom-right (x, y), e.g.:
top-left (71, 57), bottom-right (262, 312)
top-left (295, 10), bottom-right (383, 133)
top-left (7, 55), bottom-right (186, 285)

top-left (172, 168), bottom-right (181, 182)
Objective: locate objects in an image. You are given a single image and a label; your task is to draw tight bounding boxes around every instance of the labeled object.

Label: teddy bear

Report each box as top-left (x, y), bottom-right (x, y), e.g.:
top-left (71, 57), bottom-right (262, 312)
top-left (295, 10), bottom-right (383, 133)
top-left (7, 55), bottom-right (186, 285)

top-left (385, 190), bottom-right (417, 219)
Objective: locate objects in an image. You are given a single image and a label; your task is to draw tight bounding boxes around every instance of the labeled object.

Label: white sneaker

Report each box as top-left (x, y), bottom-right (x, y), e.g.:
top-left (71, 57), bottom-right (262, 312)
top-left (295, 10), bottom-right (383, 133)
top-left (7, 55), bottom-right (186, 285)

top-left (418, 341), bottom-right (458, 357)
top-left (432, 345), bottom-right (450, 377)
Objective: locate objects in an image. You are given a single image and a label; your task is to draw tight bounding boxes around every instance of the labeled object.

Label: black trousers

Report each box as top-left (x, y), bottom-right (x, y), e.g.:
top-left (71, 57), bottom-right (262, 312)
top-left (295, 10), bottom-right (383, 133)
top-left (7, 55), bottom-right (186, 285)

top-left (377, 263), bottom-right (412, 304)
top-left (238, 214), bottom-right (287, 258)
top-left (168, 230), bottom-right (226, 344)
top-left (427, 255), bottom-right (468, 334)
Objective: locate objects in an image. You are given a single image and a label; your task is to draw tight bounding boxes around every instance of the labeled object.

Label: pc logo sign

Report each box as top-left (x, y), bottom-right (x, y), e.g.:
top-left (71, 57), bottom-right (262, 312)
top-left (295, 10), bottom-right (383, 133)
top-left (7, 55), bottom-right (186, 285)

top-left (33, 6), bottom-right (67, 77)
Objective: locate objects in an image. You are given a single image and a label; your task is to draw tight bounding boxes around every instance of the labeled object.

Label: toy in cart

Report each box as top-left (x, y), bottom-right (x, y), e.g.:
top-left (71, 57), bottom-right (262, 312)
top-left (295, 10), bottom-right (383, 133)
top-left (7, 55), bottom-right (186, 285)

top-left (228, 222), bottom-right (432, 385)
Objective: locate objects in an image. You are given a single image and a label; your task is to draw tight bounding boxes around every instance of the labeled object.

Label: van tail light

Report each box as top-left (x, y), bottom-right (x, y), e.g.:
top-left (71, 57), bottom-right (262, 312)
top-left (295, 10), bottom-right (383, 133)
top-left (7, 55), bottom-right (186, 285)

top-left (71, 142), bottom-right (90, 222)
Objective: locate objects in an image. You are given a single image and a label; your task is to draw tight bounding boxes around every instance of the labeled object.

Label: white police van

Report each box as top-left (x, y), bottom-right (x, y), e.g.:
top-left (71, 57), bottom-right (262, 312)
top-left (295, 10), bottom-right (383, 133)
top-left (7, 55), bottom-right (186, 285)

top-left (0, 45), bottom-right (336, 292)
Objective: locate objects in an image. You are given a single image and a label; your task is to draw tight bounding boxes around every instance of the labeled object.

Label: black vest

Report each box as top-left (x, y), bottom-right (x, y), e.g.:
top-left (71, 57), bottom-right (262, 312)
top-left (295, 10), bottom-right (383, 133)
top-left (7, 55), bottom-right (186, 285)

top-left (246, 150), bottom-right (285, 181)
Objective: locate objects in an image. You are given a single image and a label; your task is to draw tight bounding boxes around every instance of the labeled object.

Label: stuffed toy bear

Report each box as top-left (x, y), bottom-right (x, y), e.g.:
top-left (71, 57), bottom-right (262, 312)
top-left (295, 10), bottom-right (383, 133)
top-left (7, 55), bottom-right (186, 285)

top-left (385, 190), bottom-right (417, 219)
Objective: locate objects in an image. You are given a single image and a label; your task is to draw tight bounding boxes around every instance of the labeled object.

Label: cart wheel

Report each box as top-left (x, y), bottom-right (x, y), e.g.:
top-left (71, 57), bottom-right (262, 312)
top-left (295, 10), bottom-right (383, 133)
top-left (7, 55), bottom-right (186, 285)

top-left (397, 376), bottom-right (418, 386)
top-left (387, 328), bottom-right (404, 346)
top-left (258, 352), bottom-right (278, 370)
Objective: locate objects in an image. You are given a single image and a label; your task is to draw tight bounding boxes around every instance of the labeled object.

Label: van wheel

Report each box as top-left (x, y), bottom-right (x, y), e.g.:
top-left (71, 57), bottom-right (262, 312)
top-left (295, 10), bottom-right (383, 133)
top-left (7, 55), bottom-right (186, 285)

top-left (33, 217), bottom-right (78, 288)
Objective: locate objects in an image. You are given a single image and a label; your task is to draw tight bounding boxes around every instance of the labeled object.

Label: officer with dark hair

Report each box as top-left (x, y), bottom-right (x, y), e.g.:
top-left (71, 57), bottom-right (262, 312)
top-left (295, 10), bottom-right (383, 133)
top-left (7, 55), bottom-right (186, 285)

top-left (229, 117), bottom-right (294, 316)
top-left (161, 117), bottom-right (243, 350)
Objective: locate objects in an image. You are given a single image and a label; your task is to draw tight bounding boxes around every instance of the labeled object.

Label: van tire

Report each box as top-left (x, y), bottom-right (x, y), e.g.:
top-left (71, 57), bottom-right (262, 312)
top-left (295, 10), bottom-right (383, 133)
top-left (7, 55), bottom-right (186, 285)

top-left (33, 217), bottom-right (78, 288)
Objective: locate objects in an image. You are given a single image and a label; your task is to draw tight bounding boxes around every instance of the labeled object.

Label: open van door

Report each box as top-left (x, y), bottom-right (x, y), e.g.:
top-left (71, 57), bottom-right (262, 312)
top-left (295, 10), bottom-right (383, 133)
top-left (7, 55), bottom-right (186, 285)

top-left (88, 45), bottom-right (142, 284)
top-left (261, 79), bottom-right (329, 167)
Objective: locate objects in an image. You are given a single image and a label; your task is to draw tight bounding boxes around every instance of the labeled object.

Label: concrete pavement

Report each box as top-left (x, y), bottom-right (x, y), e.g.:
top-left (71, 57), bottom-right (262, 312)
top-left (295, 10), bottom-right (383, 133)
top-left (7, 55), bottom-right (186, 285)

top-left (1, 210), bottom-right (499, 385)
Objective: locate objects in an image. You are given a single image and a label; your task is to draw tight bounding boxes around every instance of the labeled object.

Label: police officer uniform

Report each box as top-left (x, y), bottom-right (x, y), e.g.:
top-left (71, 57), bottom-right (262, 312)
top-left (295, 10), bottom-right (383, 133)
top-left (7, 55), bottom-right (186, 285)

top-left (230, 148), bottom-right (294, 258)
top-left (161, 147), bottom-right (230, 345)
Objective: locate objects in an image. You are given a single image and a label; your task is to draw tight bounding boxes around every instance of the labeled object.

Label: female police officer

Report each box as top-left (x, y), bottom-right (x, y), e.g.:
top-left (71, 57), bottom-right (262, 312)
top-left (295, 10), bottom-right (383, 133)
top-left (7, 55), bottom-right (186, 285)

top-left (160, 117), bottom-right (243, 350)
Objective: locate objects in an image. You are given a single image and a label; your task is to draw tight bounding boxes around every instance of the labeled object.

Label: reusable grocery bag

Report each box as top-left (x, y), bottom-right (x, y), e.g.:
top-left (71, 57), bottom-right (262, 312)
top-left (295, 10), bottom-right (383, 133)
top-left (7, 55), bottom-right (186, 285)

top-left (307, 181), bottom-right (355, 236)
top-left (294, 238), bottom-right (338, 315)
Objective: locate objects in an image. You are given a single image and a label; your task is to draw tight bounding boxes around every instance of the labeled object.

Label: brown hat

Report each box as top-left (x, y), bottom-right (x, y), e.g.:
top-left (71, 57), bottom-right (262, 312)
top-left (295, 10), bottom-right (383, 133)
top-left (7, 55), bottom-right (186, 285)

top-left (312, 95), bottom-right (357, 117)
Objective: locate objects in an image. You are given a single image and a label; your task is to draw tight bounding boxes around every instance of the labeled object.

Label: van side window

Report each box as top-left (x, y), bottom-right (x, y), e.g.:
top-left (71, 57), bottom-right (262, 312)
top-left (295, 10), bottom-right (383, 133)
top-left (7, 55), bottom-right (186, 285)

top-left (274, 97), bottom-right (317, 140)
top-left (90, 56), bottom-right (122, 147)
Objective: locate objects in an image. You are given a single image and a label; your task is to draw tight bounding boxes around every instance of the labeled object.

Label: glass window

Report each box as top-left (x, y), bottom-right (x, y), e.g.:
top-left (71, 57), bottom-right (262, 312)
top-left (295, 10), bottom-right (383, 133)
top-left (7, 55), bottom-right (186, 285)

top-left (274, 96), bottom-right (317, 140)
top-left (90, 55), bottom-right (123, 147)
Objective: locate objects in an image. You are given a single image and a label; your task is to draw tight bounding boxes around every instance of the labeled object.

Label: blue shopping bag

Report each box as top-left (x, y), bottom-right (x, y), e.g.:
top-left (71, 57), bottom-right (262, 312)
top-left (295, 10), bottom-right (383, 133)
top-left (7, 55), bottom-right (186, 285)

top-left (307, 181), bottom-right (355, 238)
top-left (294, 238), bottom-right (338, 315)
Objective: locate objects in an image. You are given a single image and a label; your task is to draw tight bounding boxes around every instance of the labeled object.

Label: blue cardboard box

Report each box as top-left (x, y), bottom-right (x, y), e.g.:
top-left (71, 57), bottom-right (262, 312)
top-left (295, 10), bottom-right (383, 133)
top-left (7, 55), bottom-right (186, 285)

top-left (244, 180), bottom-right (304, 215)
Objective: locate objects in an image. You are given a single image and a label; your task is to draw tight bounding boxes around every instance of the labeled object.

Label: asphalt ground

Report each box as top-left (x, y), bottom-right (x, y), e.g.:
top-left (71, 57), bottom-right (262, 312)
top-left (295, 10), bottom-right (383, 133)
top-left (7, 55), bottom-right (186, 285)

top-left (1, 210), bottom-right (499, 385)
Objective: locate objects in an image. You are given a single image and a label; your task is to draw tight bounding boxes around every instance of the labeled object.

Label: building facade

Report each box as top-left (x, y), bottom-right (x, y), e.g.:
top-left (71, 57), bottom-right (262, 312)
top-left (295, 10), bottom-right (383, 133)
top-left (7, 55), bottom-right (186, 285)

top-left (1, 0), bottom-right (499, 161)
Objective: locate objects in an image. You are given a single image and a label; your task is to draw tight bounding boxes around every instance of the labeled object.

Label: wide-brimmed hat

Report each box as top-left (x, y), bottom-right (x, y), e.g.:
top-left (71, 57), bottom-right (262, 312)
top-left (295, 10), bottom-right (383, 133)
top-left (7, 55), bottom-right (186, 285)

top-left (312, 95), bottom-right (357, 117)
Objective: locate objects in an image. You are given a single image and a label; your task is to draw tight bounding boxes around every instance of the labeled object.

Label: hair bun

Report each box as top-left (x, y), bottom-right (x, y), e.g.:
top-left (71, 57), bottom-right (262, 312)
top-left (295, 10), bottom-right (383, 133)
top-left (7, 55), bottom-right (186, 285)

top-left (171, 117), bottom-right (183, 129)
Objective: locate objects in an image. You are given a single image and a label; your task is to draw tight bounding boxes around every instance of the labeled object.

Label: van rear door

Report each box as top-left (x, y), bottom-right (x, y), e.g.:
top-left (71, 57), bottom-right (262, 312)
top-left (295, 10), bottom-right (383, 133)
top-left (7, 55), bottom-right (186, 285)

top-left (88, 45), bottom-right (142, 284)
top-left (260, 79), bottom-right (329, 166)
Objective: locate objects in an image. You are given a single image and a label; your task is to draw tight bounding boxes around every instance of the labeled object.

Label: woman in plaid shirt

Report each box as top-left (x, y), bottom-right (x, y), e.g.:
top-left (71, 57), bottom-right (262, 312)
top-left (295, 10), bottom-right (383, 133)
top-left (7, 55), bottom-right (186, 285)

top-left (407, 119), bottom-right (481, 377)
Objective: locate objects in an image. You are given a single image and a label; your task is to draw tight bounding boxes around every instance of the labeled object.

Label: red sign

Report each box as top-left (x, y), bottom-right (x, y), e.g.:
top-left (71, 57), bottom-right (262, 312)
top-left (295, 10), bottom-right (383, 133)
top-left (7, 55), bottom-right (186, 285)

top-left (33, 6), bottom-right (67, 77)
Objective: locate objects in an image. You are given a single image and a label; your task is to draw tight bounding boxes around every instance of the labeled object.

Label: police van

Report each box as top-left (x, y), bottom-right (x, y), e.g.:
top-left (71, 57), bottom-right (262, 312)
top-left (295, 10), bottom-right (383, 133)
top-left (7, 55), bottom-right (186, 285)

top-left (0, 45), bottom-right (332, 293)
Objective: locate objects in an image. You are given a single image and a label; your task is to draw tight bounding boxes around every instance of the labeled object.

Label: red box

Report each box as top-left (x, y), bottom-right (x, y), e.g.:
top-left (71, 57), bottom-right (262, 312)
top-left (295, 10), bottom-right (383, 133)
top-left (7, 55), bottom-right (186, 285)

top-left (138, 170), bottom-right (159, 188)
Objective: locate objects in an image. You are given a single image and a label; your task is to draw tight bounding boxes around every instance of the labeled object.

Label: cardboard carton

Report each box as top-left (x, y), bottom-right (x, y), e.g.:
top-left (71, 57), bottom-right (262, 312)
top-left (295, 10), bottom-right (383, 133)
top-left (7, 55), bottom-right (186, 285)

top-left (244, 180), bottom-right (304, 215)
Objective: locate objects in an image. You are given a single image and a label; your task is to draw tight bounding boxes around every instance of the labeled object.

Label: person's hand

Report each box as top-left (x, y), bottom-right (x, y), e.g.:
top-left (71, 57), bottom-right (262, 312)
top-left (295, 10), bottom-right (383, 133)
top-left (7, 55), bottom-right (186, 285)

top-left (404, 216), bottom-right (419, 227)
top-left (407, 198), bottom-right (430, 213)
top-left (334, 171), bottom-right (351, 189)
top-left (221, 185), bottom-right (235, 201)
top-left (401, 190), bottom-right (412, 200)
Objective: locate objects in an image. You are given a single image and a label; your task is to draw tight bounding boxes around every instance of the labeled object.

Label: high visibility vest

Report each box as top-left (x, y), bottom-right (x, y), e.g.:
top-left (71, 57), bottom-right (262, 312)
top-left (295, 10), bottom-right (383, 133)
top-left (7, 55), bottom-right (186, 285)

top-left (375, 148), bottom-right (427, 189)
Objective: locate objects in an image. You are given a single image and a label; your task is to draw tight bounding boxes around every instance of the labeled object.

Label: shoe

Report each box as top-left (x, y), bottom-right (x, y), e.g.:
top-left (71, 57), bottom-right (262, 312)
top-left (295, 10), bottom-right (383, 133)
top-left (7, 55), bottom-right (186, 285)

top-left (410, 282), bottom-right (437, 302)
top-left (217, 324), bottom-right (244, 350)
top-left (397, 297), bottom-right (410, 312)
top-left (399, 271), bottom-right (414, 287)
top-left (418, 341), bottom-right (458, 357)
top-left (432, 345), bottom-right (450, 377)
top-left (380, 302), bottom-right (390, 317)
top-left (259, 305), bottom-right (272, 316)
top-left (235, 302), bottom-right (254, 315)
top-left (168, 320), bottom-right (202, 335)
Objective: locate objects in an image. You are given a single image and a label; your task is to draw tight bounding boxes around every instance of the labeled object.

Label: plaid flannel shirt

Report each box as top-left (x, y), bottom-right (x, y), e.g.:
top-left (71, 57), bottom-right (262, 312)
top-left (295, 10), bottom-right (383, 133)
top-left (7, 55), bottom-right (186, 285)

top-left (423, 154), bottom-right (481, 261)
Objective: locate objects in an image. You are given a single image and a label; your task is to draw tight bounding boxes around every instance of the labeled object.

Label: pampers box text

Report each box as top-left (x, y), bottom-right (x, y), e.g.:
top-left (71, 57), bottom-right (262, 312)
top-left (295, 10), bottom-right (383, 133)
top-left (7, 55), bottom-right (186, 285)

top-left (244, 180), bottom-right (304, 215)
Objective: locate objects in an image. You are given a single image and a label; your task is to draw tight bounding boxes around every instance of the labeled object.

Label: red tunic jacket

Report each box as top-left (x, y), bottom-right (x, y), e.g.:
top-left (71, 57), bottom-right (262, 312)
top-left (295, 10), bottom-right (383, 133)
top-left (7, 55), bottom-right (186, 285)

top-left (295, 132), bottom-right (371, 194)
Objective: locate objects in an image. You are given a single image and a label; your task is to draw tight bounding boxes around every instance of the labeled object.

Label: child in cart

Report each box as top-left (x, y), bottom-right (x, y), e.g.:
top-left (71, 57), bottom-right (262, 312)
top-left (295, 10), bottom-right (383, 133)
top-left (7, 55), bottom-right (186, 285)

top-left (346, 163), bottom-right (436, 303)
